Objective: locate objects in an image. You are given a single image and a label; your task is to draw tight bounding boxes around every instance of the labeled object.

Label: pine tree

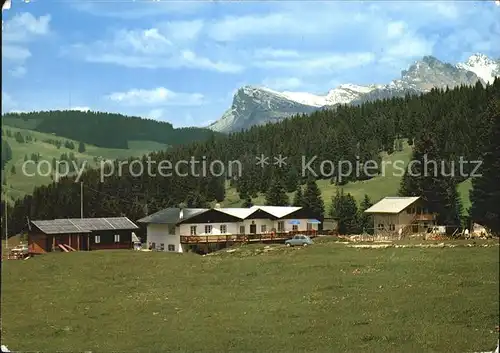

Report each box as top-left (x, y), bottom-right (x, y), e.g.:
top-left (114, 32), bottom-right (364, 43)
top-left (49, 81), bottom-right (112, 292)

top-left (470, 98), bottom-right (500, 235)
top-left (14, 132), bottom-right (24, 143)
top-left (399, 132), bottom-right (462, 233)
top-left (329, 190), bottom-right (359, 235)
top-left (10, 165), bottom-right (16, 175)
top-left (302, 179), bottom-right (324, 219)
top-left (358, 194), bottom-right (374, 234)
top-left (78, 141), bottom-right (86, 153)
top-left (293, 185), bottom-right (303, 207)
top-left (285, 166), bottom-right (299, 192)
top-left (242, 196), bottom-right (253, 208)
top-left (265, 179), bottom-right (289, 206)
top-left (329, 189), bottom-right (343, 220)
top-left (184, 191), bottom-right (209, 208)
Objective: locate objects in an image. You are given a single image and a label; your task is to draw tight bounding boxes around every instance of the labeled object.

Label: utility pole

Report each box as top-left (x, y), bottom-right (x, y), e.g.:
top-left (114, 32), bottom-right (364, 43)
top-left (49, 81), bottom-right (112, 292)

top-left (80, 181), bottom-right (83, 218)
top-left (5, 202), bottom-right (8, 250)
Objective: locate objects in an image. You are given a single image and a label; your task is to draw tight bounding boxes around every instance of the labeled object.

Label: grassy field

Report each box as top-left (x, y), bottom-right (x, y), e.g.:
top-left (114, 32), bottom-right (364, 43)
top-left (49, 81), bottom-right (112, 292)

top-left (222, 142), bottom-right (473, 212)
top-left (2, 126), bottom-right (169, 202)
top-left (2, 239), bottom-right (498, 352)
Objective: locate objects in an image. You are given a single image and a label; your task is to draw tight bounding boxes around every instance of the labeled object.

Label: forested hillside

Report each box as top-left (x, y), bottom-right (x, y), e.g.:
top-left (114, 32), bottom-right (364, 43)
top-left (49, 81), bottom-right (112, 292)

top-left (0, 126), bottom-right (172, 203)
top-left (1, 139), bottom-right (13, 171)
top-left (3, 79), bottom-right (499, 235)
top-left (2, 110), bottom-right (221, 149)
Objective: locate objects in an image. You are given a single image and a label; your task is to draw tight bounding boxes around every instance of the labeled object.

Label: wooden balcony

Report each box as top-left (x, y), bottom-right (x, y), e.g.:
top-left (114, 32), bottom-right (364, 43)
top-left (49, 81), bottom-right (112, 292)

top-left (414, 214), bottom-right (437, 221)
top-left (180, 230), bottom-right (318, 244)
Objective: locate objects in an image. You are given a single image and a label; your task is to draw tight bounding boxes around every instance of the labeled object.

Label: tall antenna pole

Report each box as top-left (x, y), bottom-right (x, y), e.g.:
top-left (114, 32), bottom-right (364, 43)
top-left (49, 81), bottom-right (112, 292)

top-left (80, 181), bottom-right (83, 218)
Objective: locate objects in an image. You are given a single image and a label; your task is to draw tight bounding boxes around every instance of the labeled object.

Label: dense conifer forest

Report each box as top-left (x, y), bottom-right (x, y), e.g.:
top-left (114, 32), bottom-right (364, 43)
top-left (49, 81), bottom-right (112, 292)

top-left (2, 110), bottom-right (221, 149)
top-left (2, 79), bottom-right (499, 235)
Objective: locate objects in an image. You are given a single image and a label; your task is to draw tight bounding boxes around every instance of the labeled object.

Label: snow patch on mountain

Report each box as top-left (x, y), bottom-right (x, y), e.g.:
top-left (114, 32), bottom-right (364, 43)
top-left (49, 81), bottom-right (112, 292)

top-left (209, 53), bottom-right (499, 133)
top-left (457, 53), bottom-right (500, 84)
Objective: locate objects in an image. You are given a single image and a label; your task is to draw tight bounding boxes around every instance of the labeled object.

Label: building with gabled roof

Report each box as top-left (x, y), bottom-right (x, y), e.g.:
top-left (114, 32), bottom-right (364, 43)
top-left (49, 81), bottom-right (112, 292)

top-left (28, 217), bottom-right (139, 254)
top-left (137, 205), bottom-right (321, 254)
top-left (364, 196), bottom-right (437, 236)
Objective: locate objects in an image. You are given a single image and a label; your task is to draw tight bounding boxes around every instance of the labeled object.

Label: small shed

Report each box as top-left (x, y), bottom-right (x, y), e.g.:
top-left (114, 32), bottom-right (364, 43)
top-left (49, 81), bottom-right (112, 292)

top-left (322, 217), bottom-right (339, 234)
top-left (29, 217), bottom-right (139, 254)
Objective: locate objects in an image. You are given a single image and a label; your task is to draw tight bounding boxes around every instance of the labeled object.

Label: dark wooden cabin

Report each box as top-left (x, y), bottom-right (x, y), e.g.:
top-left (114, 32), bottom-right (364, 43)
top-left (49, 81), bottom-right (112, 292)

top-left (28, 217), bottom-right (139, 254)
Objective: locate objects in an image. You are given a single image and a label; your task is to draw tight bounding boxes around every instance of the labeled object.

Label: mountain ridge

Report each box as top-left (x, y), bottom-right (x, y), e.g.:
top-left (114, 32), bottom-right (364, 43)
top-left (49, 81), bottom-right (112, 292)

top-left (209, 53), bottom-right (500, 133)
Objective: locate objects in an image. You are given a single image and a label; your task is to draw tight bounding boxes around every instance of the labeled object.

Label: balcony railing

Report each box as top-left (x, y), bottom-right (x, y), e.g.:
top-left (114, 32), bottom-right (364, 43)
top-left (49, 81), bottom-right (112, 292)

top-left (180, 230), bottom-right (318, 244)
top-left (413, 214), bottom-right (437, 221)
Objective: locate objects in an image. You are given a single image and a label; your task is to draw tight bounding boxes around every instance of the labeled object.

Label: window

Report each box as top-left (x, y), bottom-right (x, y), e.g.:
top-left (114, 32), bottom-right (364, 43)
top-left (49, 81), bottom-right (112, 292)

top-left (292, 225), bottom-right (298, 231)
top-left (160, 243), bottom-right (165, 251)
top-left (114, 234), bottom-right (120, 242)
top-left (277, 221), bottom-right (285, 232)
top-left (377, 224), bottom-right (385, 230)
top-left (239, 225), bottom-right (245, 234)
top-left (168, 244), bottom-right (175, 252)
top-left (168, 225), bottom-right (176, 234)
top-left (95, 235), bottom-right (101, 243)
top-left (190, 226), bottom-right (197, 235)
top-left (151, 242), bottom-right (156, 250)
top-left (205, 225), bottom-right (213, 234)
top-left (389, 224), bottom-right (395, 231)
top-left (220, 225), bottom-right (227, 234)
top-left (261, 225), bottom-right (267, 233)
top-left (307, 223), bottom-right (312, 230)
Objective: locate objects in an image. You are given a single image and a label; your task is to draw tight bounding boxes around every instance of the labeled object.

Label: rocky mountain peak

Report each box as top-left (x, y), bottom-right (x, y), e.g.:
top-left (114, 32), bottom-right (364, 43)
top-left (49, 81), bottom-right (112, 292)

top-left (208, 53), bottom-right (499, 133)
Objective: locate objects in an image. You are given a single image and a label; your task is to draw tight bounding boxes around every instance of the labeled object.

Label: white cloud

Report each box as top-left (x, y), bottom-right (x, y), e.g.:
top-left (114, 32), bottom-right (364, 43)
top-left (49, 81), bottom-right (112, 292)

top-left (158, 20), bottom-right (204, 42)
top-left (254, 48), bottom-right (300, 59)
top-left (68, 26), bottom-right (243, 73)
top-left (68, 106), bottom-right (91, 112)
top-left (1, 91), bottom-right (17, 112)
top-left (262, 77), bottom-right (303, 91)
top-left (255, 52), bottom-right (376, 73)
top-left (2, 45), bottom-right (31, 61)
top-left (205, 6), bottom-right (362, 43)
top-left (146, 108), bottom-right (165, 120)
top-left (387, 21), bottom-right (406, 39)
top-left (106, 87), bottom-right (205, 107)
top-left (65, 0), bottom-right (499, 87)
top-left (207, 14), bottom-right (294, 42)
top-left (379, 21), bottom-right (437, 67)
top-left (2, 13), bottom-right (51, 76)
top-left (2, 13), bottom-right (51, 42)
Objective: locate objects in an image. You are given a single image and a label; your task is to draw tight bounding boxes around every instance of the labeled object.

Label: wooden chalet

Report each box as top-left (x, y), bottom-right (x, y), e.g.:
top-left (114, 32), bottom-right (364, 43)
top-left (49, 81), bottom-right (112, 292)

top-left (364, 196), bottom-right (438, 236)
top-left (28, 217), bottom-right (139, 254)
top-left (137, 205), bottom-right (322, 254)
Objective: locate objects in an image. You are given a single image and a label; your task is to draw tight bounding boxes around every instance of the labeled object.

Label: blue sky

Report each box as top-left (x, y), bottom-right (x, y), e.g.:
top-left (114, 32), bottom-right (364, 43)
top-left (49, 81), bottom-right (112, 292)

top-left (2, 0), bottom-right (500, 128)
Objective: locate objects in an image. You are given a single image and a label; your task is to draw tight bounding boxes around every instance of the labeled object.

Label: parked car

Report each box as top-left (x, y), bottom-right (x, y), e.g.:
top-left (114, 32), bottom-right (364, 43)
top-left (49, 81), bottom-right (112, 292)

top-left (285, 235), bottom-right (314, 247)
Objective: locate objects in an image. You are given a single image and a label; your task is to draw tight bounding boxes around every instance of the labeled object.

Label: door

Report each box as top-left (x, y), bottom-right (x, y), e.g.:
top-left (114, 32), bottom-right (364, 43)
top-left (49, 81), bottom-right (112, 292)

top-left (80, 235), bottom-right (88, 251)
top-left (46, 236), bottom-right (52, 252)
top-left (250, 224), bottom-right (257, 234)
